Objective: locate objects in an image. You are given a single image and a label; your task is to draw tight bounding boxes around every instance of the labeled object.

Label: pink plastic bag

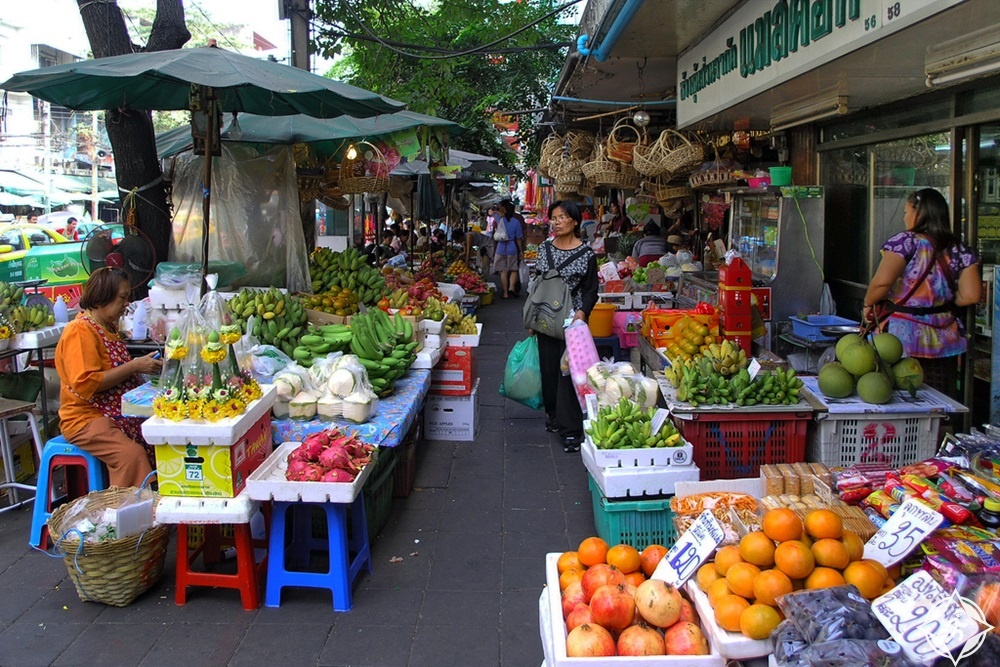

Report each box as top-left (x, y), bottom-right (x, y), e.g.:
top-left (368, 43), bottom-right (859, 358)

top-left (564, 321), bottom-right (599, 408)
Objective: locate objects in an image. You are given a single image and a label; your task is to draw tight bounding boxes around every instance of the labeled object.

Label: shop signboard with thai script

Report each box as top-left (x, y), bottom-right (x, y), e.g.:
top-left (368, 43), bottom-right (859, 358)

top-left (676, 0), bottom-right (965, 127)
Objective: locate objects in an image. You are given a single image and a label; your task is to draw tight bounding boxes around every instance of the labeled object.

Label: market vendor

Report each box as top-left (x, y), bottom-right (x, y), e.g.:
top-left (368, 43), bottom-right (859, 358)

top-left (461, 225), bottom-right (494, 275)
top-left (632, 221), bottom-right (669, 264)
top-left (55, 267), bottom-right (162, 488)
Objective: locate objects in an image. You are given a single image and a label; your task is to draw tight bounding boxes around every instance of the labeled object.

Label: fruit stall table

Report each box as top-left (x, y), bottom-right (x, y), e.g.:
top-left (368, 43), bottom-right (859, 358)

top-left (1, 322), bottom-right (67, 434)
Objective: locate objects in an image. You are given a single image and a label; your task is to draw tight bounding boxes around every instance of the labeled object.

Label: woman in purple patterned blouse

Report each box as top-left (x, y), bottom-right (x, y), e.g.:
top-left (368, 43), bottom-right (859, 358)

top-left (863, 188), bottom-right (981, 398)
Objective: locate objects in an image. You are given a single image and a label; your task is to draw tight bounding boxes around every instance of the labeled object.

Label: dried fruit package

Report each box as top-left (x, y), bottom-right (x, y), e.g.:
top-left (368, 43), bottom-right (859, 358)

top-left (803, 639), bottom-right (915, 667)
top-left (771, 620), bottom-right (809, 667)
top-left (776, 585), bottom-right (889, 645)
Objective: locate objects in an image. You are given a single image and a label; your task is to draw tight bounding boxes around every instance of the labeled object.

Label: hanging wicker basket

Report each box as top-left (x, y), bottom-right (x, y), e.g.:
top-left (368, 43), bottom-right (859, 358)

top-left (655, 182), bottom-right (694, 207)
top-left (660, 130), bottom-right (707, 176)
top-left (340, 141), bottom-right (389, 194)
top-left (632, 130), bottom-right (676, 178)
top-left (605, 117), bottom-right (646, 164)
top-left (538, 133), bottom-right (564, 178)
top-left (688, 144), bottom-right (737, 190)
top-left (581, 144), bottom-right (619, 184)
top-left (48, 488), bottom-right (170, 607)
top-left (565, 130), bottom-right (595, 159)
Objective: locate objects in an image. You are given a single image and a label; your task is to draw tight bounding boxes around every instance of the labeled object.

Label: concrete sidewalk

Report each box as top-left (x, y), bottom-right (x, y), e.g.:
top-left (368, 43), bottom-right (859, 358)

top-left (0, 291), bottom-right (594, 667)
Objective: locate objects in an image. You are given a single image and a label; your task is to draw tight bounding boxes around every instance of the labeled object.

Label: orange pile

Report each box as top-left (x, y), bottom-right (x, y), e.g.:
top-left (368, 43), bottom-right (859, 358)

top-left (697, 507), bottom-right (896, 640)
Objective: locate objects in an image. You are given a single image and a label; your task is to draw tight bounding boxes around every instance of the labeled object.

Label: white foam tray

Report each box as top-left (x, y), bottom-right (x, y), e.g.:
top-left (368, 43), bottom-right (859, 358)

top-left (583, 442), bottom-right (700, 499)
top-left (540, 553), bottom-right (724, 666)
top-left (420, 316), bottom-right (447, 335)
top-left (246, 441), bottom-right (375, 503)
top-left (142, 384), bottom-right (277, 446)
top-left (582, 421), bottom-right (694, 467)
top-left (686, 582), bottom-right (773, 660)
top-left (446, 322), bottom-right (483, 347)
top-left (13, 323), bottom-right (66, 350)
top-left (423, 333), bottom-right (445, 350)
top-left (155, 492), bottom-right (258, 524)
top-left (411, 341), bottom-right (445, 370)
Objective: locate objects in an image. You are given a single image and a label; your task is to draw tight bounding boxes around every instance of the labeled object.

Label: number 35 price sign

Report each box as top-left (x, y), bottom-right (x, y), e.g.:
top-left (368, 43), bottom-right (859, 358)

top-left (863, 497), bottom-right (943, 568)
top-left (651, 510), bottom-right (725, 587)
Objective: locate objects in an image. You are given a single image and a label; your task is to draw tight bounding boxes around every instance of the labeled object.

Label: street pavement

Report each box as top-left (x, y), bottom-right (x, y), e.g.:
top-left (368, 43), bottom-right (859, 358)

top-left (0, 287), bottom-right (595, 666)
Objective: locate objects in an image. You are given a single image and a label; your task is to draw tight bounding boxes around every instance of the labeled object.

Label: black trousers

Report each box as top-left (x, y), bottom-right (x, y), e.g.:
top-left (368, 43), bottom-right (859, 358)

top-left (536, 332), bottom-right (584, 440)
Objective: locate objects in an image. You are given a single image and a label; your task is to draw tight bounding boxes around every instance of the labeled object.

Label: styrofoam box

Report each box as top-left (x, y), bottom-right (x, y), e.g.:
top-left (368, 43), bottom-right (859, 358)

top-left (686, 583), bottom-right (773, 660)
top-left (148, 284), bottom-right (192, 310)
top-left (411, 342), bottom-right (445, 370)
top-left (423, 333), bottom-right (445, 350)
top-left (155, 492), bottom-right (259, 524)
top-left (446, 322), bottom-right (483, 347)
top-left (424, 379), bottom-right (480, 441)
top-left (583, 442), bottom-right (700, 498)
top-left (246, 442), bottom-right (375, 503)
top-left (142, 384), bottom-right (277, 446)
top-left (420, 316), bottom-right (448, 335)
top-left (540, 553), bottom-right (724, 667)
top-left (13, 323), bottom-right (66, 350)
top-left (583, 421), bottom-right (694, 467)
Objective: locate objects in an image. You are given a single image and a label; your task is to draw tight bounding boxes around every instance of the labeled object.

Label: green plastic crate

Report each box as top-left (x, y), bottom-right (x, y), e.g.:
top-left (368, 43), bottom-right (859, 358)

top-left (588, 475), bottom-right (676, 550)
top-left (363, 449), bottom-right (398, 540)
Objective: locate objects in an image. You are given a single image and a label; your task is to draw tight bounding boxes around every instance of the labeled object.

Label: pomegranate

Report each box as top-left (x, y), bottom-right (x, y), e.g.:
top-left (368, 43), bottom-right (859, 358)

top-left (634, 579), bottom-right (683, 628)
top-left (664, 621), bottom-right (709, 655)
top-left (590, 584), bottom-right (635, 631)
top-left (565, 623), bottom-right (616, 658)
top-left (581, 563), bottom-right (626, 602)
top-left (565, 603), bottom-right (594, 632)
top-left (678, 597), bottom-right (699, 624)
top-left (562, 582), bottom-right (586, 620)
top-left (617, 622), bottom-right (666, 656)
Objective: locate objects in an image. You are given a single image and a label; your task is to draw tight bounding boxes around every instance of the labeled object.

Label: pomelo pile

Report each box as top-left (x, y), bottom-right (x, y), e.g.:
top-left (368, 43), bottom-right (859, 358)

top-left (817, 332), bottom-right (923, 404)
top-left (558, 537), bottom-right (710, 657)
top-left (697, 507), bottom-right (897, 640)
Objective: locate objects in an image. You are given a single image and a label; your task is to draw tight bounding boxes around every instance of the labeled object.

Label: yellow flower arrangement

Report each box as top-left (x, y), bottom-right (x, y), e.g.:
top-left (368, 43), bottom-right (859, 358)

top-left (219, 324), bottom-right (241, 346)
top-left (203, 400), bottom-right (229, 422)
top-left (186, 399), bottom-right (206, 420)
top-left (242, 377), bottom-right (263, 402)
top-left (226, 398), bottom-right (246, 415)
top-left (0, 325), bottom-right (11, 341)
top-left (166, 344), bottom-right (189, 361)
top-left (201, 345), bottom-right (227, 365)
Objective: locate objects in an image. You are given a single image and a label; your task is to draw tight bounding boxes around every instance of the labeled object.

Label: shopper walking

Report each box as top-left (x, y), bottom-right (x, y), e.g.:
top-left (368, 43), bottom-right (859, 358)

top-left (492, 200), bottom-right (523, 299)
top-left (529, 200), bottom-right (598, 452)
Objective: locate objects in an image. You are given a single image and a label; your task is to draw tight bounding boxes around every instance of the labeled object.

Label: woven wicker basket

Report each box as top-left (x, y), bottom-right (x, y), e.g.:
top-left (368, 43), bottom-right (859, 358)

top-left (656, 184), bottom-right (694, 205)
top-left (340, 141), bottom-right (389, 194)
top-left (538, 133), bottom-right (564, 177)
top-left (606, 118), bottom-right (645, 164)
top-left (549, 154), bottom-right (588, 180)
top-left (582, 145), bottom-right (618, 183)
top-left (565, 130), bottom-right (595, 159)
top-left (660, 130), bottom-right (706, 176)
top-left (633, 130), bottom-right (676, 177)
top-left (49, 487), bottom-right (169, 607)
top-left (297, 168), bottom-right (324, 202)
top-left (688, 144), bottom-right (736, 189)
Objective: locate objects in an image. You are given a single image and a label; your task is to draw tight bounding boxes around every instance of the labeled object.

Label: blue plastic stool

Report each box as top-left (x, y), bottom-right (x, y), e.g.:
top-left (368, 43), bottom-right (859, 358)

top-left (29, 436), bottom-right (108, 549)
top-left (265, 497), bottom-right (373, 611)
top-left (592, 335), bottom-right (626, 362)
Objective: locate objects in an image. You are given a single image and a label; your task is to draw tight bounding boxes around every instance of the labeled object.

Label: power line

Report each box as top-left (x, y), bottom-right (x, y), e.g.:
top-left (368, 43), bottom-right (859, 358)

top-left (313, 27), bottom-right (573, 55)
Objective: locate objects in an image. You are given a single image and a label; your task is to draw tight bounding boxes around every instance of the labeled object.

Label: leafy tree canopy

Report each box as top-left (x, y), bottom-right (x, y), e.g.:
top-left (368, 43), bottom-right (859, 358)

top-left (312, 0), bottom-right (578, 170)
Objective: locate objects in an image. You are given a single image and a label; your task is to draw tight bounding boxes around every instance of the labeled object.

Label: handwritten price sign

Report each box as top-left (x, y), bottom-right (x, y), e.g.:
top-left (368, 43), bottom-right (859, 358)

top-left (863, 497), bottom-right (943, 567)
top-left (651, 510), bottom-right (725, 586)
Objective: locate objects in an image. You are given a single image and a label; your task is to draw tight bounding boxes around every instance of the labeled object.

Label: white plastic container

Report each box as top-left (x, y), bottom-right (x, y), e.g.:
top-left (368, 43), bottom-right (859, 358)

top-left (53, 297), bottom-right (69, 324)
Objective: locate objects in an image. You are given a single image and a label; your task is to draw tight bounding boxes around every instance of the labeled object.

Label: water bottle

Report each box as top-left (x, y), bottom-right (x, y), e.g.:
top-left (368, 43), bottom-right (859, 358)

top-left (132, 300), bottom-right (148, 340)
top-left (53, 296), bottom-right (69, 324)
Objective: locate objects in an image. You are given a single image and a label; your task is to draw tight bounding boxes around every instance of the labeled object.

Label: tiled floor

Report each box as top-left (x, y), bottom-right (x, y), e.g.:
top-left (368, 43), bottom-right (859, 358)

top-left (0, 291), bottom-right (594, 666)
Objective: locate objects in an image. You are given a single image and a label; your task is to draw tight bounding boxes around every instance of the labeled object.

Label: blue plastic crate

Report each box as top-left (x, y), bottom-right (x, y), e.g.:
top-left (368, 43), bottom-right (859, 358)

top-left (788, 315), bottom-right (859, 342)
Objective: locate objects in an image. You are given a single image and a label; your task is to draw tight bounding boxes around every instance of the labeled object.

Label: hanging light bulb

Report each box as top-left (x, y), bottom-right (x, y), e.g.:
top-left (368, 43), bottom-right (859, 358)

top-left (226, 112), bottom-right (243, 140)
top-left (633, 109), bottom-right (650, 128)
top-left (346, 144), bottom-right (358, 160)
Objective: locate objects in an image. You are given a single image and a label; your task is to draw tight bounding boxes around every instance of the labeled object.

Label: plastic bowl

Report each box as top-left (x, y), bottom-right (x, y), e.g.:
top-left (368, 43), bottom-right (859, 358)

top-left (747, 177), bottom-right (771, 188)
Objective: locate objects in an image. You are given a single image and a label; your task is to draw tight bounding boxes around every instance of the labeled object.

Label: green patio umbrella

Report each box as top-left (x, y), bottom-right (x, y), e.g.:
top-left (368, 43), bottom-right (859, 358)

top-left (1, 46), bottom-right (406, 284)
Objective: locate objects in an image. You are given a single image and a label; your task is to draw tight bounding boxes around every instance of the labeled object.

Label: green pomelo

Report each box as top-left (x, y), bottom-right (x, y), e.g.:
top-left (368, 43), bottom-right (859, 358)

top-left (840, 342), bottom-right (876, 376)
top-left (892, 357), bottom-right (924, 393)
top-left (873, 333), bottom-right (904, 365)
top-left (857, 371), bottom-right (894, 404)
top-left (817, 363), bottom-right (855, 398)
top-left (836, 334), bottom-right (866, 361)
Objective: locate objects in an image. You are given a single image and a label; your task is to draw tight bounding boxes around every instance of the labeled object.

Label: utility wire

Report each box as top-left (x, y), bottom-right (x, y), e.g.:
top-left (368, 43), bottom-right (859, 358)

top-left (314, 27), bottom-right (573, 55)
top-left (189, 0), bottom-right (243, 51)
top-left (330, 0), bottom-right (584, 61)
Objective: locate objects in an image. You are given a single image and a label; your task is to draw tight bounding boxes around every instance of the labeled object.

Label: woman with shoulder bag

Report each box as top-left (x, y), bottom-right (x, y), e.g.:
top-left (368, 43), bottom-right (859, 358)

top-left (528, 200), bottom-right (599, 452)
top-left (863, 188), bottom-right (981, 400)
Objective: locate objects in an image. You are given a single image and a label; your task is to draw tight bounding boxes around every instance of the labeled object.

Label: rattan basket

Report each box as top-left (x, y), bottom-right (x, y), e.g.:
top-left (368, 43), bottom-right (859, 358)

top-left (655, 183), bottom-right (694, 206)
top-left (49, 487), bottom-right (169, 607)
top-left (340, 141), bottom-right (389, 194)
top-left (581, 145), bottom-right (618, 184)
top-left (538, 133), bottom-right (564, 177)
top-left (565, 130), bottom-right (595, 159)
top-left (606, 118), bottom-right (645, 164)
top-left (660, 130), bottom-right (707, 176)
top-left (632, 130), bottom-right (676, 177)
top-left (688, 144), bottom-right (736, 189)
top-left (549, 153), bottom-right (588, 180)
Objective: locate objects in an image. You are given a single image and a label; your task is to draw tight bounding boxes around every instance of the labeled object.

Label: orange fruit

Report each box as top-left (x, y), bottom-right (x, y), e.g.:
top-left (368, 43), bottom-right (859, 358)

top-left (804, 509), bottom-right (843, 540)
top-left (715, 545), bottom-right (744, 576)
top-left (558, 551), bottom-right (583, 574)
top-left (740, 531), bottom-right (776, 568)
top-left (752, 569), bottom-right (793, 606)
top-left (726, 562), bottom-right (762, 599)
top-left (740, 603), bottom-right (783, 639)
top-left (887, 564), bottom-right (901, 581)
top-left (804, 567), bottom-right (846, 590)
top-left (606, 544), bottom-right (642, 574)
top-left (762, 508), bottom-right (803, 543)
top-left (841, 531), bottom-right (864, 562)
top-left (714, 594), bottom-right (751, 632)
top-left (843, 561), bottom-right (884, 599)
top-left (798, 532), bottom-right (813, 549)
top-left (880, 581), bottom-right (895, 596)
top-left (697, 563), bottom-right (721, 593)
top-left (774, 540), bottom-right (815, 579)
top-left (862, 559), bottom-right (891, 586)
top-left (811, 538), bottom-right (850, 570)
top-left (707, 579), bottom-right (733, 607)
top-left (578, 537), bottom-right (610, 568)
top-left (560, 568), bottom-right (585, 590)
top-left (639, 544), bottom-right (668, 578)
top-left (624, 570), bottom-right (646, 588)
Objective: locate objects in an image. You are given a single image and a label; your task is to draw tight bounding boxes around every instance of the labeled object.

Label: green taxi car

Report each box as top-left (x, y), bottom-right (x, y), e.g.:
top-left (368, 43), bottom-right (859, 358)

top-left (0, 223), bottom-right (85, 284)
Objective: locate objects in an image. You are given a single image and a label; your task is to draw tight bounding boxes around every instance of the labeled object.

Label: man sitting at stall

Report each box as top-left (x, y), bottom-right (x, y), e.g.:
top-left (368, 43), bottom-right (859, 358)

top-left (632, 221), bottom-right (669, 266)
top-left (462, 224), bottom-right (494, 275)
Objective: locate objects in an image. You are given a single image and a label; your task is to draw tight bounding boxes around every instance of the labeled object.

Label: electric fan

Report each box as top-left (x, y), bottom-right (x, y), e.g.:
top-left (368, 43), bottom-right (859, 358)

top-left (80, 223), bottom-right (157, 290)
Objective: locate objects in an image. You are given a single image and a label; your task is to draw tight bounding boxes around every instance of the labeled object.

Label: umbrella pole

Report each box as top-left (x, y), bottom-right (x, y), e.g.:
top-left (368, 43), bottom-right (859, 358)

top-left (200, 96), bottom-right (215, 296)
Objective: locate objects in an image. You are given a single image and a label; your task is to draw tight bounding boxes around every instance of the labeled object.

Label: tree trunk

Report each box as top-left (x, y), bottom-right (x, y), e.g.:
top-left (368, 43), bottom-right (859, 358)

top-left (76, 0), bottom-right (190, 278)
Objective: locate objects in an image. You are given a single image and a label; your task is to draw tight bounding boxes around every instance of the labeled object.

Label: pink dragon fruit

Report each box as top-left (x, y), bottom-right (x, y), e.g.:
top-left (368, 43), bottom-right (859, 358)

top-left (299, 463), bottom-right (326, 482)
top-left (320, 468), bottom-right (356, 483)
top-left (318, 444), bottom-right (351, 471)
top-left (297, 436), bottom-right (327, 461)
top-left (285, 458), bottom-right (312, 481)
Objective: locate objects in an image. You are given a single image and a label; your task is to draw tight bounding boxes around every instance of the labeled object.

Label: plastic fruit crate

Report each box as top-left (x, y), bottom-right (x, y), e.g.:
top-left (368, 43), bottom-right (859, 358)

top-left (675, 410), bottom-right (810, 479)
top-left (807, 413), bottom-right (942, 468)
top-left (364, 448), bottom-right (398, 540)
top-left (787, 315), bottom-right (858, 342)
top-left (587, 475), bottom-right (676, 550)
top-left (393, 429), bottom-right (419, 498)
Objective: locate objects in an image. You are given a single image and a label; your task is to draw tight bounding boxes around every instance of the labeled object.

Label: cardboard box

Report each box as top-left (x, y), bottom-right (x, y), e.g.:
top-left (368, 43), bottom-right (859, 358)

top-left (424, 379), bottom-right (480, 441)
top-left (154, 413), bottom-right (272, 497)
top-left (0, 439), bottom-right (36, 498)
top-left (430, 347), bottom-right (477, 395)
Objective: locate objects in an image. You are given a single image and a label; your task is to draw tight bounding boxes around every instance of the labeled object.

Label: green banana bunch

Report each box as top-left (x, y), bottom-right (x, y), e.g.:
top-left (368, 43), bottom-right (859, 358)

top-left (348, 309), bottom-right (418, 396)
top-left (308, 247), bottom-right (387, 304)
top-left (8, 303), bottom-right (55, 333)
top-left (0, 282), bottom-right (25, 315)
top-left (227, 287), bottom-right (307, 358)
top-left (584, 400), bottom-right (681, 450)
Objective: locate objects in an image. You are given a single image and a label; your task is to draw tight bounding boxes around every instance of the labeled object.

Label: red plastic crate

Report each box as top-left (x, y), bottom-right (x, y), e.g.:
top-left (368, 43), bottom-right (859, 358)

top-left (675, 411), bottom-right (810, 479)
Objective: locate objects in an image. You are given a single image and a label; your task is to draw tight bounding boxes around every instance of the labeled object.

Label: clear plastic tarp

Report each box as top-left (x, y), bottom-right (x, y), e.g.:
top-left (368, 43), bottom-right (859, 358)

top-left (167, 143), bottom-right (310, 292)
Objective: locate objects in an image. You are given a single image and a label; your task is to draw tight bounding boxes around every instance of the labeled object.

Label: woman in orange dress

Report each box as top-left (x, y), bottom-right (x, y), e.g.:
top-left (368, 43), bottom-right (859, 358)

top-left (55, 268), bottom-right (162, 487)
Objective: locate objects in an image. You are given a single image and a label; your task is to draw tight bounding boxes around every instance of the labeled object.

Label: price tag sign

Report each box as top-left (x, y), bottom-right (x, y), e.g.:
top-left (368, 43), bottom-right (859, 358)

top-left (863, 497), bottom-right (943, 567)
top-left (872, 571), bottom-right (985, 664)
top-left (650, 408), bottom-right (671, 435)
top-left (747, 358), bottom-right (761, 381)
top-left (651, 510), bottom-right (725, 586)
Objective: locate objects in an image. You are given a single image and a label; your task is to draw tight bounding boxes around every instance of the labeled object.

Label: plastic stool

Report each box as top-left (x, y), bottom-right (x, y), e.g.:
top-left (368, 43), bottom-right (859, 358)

top-left (29, 436), bottom-right (108, 549)
top-left (265, 498), bottom-right (373, 611)
top-left (592, 335), bottom-right (626, 362)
